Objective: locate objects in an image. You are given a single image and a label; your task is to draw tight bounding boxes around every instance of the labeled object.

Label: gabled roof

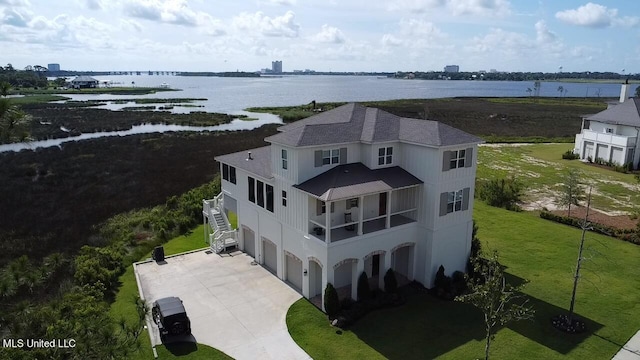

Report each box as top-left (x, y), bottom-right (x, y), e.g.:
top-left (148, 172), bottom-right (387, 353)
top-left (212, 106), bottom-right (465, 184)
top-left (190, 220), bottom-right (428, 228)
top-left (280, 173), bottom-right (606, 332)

top-left (265, 103), bottom-right (483, 148)
top-left (294, 162), bottom-right (422, 201)
top-left (71, 76), bottom-right (98, 82)
top-left (585, 98), bottom-right (640, 127)
top-left (214, 146), bottom-right (273, 180)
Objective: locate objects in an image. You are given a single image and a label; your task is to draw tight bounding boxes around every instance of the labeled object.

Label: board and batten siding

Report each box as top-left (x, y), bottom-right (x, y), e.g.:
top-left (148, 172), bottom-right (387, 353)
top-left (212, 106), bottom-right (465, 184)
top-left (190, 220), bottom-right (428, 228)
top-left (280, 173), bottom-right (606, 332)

top-left (296, 143), bottom-right (361, 184)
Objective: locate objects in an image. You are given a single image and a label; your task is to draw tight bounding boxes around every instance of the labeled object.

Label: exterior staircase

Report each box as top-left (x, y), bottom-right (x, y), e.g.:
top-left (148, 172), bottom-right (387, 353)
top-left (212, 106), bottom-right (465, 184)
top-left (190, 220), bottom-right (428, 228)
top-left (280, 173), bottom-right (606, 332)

top-left (203, 193), bottom-right (238, 254)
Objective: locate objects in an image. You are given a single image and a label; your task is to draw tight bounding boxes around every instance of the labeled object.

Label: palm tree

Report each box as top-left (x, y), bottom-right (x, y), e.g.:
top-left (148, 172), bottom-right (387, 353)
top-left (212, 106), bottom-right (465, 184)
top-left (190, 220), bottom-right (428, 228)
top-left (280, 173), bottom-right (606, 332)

top-left (0, 81), bottom-right (10, 97)
top-left (0, 83), bottom-right (32, 143)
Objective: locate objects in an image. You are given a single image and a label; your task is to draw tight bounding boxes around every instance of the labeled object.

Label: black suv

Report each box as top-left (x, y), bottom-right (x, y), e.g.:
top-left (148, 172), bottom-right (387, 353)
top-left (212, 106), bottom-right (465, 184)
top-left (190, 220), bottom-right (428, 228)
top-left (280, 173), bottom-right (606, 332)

top-left (151, 297), bottom-right (192, 340)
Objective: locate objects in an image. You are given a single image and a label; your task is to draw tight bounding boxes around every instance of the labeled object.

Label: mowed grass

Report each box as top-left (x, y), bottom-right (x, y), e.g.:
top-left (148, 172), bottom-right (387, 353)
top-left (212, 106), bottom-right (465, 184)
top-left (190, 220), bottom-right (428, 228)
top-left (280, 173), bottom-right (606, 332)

top-left (477, 143), bottom-right (640, 212)
top-left (109, 225), bottom-right (231, 359)
top-left (287, 201), bottom-right (640, 359)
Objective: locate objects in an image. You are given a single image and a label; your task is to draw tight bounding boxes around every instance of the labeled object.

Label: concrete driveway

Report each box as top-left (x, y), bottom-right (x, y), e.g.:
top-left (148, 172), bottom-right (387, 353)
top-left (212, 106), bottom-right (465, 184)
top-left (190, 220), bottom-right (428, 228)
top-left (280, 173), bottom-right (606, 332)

top-left (134, 249), bottom-right (311, 360)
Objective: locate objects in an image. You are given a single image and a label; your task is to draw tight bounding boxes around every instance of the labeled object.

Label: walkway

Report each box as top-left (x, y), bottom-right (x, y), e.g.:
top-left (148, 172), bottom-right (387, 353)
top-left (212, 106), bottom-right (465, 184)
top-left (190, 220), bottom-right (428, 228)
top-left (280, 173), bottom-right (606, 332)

top-left (613, 329), bottom-right (640, 360)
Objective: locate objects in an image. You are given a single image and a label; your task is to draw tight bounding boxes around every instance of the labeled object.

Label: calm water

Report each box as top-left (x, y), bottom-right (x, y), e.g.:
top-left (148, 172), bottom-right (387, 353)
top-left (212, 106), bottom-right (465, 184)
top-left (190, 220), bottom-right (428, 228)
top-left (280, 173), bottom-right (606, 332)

top-left (4, 75), bottom-right (637, 153)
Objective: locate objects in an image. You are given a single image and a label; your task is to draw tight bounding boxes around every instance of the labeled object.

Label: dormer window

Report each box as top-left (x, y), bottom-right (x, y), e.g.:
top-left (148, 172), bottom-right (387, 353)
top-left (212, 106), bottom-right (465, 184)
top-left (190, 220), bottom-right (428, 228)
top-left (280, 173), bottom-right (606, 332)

top-left (606, 128), bottom-right (614, 134)
top-left (378, 147), bottom-right (393, 165)
top-left (322, 149), bottom-right (340, 165)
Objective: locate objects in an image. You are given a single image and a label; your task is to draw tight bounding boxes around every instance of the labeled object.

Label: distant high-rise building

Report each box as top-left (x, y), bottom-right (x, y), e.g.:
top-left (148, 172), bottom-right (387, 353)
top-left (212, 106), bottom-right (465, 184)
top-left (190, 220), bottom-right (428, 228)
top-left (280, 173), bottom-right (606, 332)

top-left (272, 60), bottom-right (282, 74)
top-left (444, 65), bottom-right (459, 73)
top-left (48, 63), bottom-right (60, 72)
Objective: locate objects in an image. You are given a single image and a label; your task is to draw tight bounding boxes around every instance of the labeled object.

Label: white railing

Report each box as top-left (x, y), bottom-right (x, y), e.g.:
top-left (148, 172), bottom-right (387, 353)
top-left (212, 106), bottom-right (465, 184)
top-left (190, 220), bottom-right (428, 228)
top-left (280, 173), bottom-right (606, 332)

top-left (582, 130), bottom-right (636, 147)
top-left (210, 229), bottom-right (238, 253)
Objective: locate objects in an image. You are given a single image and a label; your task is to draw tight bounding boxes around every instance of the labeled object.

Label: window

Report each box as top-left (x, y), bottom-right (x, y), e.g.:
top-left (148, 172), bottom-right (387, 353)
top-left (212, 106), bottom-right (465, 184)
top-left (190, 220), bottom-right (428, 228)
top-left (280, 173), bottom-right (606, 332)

top-left (450, 149), bottom-right (466, 169)
top-left (222, 164), bottom-right (237, 184)
top-left (447, 190), bottom-right (463, 213)
top-left (282, 191), bottom-right (287, 207)
top-left (346, 198), bottom-right (359, 209)
top-left (266, 185), bottom-right (274, 212)
top-left (317, 200), bottom-right (335, 215)
top-left (256, 180), bottom-right (264, 207)
top-left (378, 147), bottom-right (393, 165)
top-left (606, 128), bottom-right (614, 134)
top-left (322, 149), bottom-right (340, 165)
top-left (248, 177), bottom-right (255, 203)
top-left (281, 149), bottom-right (288, 170)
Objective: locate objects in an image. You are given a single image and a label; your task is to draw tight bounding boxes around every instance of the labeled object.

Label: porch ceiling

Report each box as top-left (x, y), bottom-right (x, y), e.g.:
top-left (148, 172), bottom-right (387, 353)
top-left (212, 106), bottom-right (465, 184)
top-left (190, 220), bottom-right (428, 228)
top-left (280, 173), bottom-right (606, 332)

top-left (294, 162), bottom-right (422, 201)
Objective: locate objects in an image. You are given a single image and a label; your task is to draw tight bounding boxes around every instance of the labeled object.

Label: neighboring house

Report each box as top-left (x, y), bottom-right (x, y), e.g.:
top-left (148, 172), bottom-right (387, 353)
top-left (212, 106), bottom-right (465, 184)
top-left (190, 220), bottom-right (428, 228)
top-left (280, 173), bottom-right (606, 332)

top-left (204, 103), bottom-right (483, 305)
top-left (70, 76), bottom-right (99, 89)
top-left (574, 84), bottom-right (640, 169)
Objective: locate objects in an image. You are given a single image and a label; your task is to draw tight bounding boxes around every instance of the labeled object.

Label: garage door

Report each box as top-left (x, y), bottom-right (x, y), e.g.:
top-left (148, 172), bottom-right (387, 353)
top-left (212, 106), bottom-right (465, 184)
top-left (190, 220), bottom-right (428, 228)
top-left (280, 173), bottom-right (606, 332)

top-left (393, 246), bottom-right (410, 278)
top-left (263, 239), bottom-right (277, 274)
top-left (610, 147), bottom-right (623, 164)
top-left (286, 254), bottom-right (303, 292)
top-left (583, 142), bottom-right (594, 160)
top-left (596, 144), bottom-right (608, 161)
top-left (243, 228), bottom-right (255, 258)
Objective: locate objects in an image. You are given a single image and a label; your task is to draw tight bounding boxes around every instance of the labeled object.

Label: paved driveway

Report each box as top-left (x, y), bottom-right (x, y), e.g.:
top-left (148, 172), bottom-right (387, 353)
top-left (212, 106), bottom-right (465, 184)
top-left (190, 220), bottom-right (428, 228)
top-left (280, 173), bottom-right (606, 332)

top-left (134, 249), bottom-right (311, 360)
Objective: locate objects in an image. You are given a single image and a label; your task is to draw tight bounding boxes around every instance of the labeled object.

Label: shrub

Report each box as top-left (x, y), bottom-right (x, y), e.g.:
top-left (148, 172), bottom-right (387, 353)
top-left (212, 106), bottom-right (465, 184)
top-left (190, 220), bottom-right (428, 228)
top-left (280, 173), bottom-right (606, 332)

top-left (384, 268), bottom-right (398, 293)
top-left (434, 265), bottom-right (448, 290)
top-left (562, 150), bottom-right (579, 160)
top-left (587, 156), bottom-right (593, 163)
top-left (357, 271), bottom-right (370, 301)
top-left (324, 283), bottom-right (340, 318)
top-left (539, 211), bottom-right (639, 245)
top-left (476, 176), bottom-right (524, 211)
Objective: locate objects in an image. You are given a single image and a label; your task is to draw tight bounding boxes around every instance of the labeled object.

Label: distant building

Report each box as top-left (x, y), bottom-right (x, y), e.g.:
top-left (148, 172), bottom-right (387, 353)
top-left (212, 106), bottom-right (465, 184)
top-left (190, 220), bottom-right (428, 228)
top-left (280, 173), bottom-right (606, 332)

top-left (272, 60), bottom-right (283, 74)
top-left (444, 65), bottom-right (459, 73)
top-left (70, 76), bottom-right (99, 89)
top-left (489, 69), bottom-right (498, 73)
top-left (48, 63), bottom-right (60, 72)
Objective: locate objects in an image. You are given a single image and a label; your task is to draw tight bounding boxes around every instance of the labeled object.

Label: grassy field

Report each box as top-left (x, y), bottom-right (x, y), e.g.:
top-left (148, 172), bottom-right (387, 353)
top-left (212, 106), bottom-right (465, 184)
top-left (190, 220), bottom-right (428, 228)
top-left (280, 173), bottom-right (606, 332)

top-left (287, 201), bottom-right (640, 359)
top-left (13, 86), bottom-right (178, 95)
top-left (9, 94), bottom-right (70, 104)
top-left (477, 144), bottom-right (640, 213)
top-left (109, 225), bottom-right (232, 359)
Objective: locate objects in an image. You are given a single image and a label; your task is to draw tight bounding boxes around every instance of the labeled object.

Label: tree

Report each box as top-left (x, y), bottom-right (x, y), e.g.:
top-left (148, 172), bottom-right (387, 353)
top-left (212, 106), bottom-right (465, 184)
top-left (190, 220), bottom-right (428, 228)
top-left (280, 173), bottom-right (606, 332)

top-left (384, 268), bottom-right (398, 293)
top-left (456, 251), bottom-right (534, 360)
top-left (0, 83), bottom-right (32, 143)
top-left (477, 176), bottom-right (525, 211)
top-left (324, 283), bottom-right (340, 317)
top-left (556, 168), bottom-right (585, 217)
top-left (357, 271), bottom-right (370, 301)
top-left (636, 86), bottom-right (640, 98)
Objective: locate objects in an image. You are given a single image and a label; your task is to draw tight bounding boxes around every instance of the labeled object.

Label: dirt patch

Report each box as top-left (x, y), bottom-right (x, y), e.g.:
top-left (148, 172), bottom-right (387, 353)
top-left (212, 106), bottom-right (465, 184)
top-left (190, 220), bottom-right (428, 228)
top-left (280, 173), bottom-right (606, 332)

top-left (551, 207), bottom-right (637, 230)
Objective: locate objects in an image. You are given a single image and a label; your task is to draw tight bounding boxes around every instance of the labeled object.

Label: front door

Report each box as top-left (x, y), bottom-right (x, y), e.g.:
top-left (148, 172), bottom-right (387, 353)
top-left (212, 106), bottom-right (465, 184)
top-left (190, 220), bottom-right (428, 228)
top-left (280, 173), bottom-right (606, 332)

top-left (379, 193), bottom-right (387, 216)
top-left (372, 254), bottom-right (380, 277)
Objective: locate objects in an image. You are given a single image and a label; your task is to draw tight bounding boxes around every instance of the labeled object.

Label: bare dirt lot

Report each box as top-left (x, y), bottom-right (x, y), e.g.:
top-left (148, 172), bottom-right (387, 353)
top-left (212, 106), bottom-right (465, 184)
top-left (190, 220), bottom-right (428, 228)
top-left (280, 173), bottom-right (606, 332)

top-left (551, 207), bottom-right (637, 230)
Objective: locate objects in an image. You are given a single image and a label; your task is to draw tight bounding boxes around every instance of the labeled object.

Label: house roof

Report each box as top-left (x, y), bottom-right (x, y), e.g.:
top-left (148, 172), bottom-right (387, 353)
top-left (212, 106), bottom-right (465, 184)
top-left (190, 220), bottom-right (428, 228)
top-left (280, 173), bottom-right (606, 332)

top-left (71, 76), bottom-right (99, 82)
top-left (214, 146), bottom-right (273, 180)
top-left (585, 98), bottom-right (640, 127)
top-left (294, 162), bottom-right (422, 201)
top-left (265, 103), bottom-right (483, 148)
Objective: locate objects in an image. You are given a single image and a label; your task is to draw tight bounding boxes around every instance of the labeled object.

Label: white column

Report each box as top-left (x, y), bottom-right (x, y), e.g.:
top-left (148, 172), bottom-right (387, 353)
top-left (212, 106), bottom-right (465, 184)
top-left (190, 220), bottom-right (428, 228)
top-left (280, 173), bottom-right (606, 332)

top-left (302, 257), bottom-right (310, 298)
top-left (323, 263), bottom-right (332, 312)
top-left (378, 252), bottom-right (386, 290)
top-left (325, 201), bottom-right (331, 243)
top-left (358, 196), bottom-right (364, 236)
top-left (351, 260), bottom-right (363, 300)
top-left (385, 191), bottom-right (392, 229)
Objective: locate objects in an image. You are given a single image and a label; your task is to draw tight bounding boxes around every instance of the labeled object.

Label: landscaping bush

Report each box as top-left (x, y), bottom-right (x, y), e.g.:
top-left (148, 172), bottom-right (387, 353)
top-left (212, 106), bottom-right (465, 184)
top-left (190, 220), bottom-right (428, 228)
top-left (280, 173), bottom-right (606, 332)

top-left (562, 149), bottom-right (579, 160)
top-left (357, 272), bottom-right (370, 301)
top-left (539, 211), bottom-right (640, 245)
top-left (324, 283), bottom-right (340, 318)
top-left (384, 268), bottom-right (398, 293)
top-left (476, 176), bottom-right (524, 211)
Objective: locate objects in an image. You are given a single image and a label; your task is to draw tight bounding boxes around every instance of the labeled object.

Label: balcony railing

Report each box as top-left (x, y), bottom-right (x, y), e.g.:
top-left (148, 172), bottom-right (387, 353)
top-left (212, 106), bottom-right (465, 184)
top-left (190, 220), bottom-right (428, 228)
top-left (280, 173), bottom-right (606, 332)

top-left (582, 130), bottom-right (636, 147)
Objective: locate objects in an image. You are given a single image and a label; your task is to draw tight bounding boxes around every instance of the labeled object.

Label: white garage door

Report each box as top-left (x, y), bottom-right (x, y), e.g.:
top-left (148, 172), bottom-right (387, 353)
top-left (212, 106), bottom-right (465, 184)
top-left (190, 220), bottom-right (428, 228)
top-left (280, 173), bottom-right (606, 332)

top-left (286, 255), bottom-right (303, 292)
top-left (243, 228), bottom-right (255, 258)
top-left (263, 239), bottom-right (277, 274)
top-left (583, 142), bottom-right (594, 160)
top-left (596, 144), bottom-right (608, 161)
top-left (611, 147), bottom-right (623, 164)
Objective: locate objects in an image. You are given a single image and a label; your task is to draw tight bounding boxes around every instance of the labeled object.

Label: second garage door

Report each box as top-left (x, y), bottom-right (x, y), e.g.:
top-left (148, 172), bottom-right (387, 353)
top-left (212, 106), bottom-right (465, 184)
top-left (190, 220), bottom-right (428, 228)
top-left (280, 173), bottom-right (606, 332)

top-left (243, 228), bottom-right (255, 258)
top-left (263, 239), bottom-right (277, 274)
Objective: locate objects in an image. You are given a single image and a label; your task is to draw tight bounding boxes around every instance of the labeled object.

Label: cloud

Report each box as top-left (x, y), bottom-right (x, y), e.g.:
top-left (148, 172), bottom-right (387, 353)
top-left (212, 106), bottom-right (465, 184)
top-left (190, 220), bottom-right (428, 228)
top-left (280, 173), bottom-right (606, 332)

top-left (313, 24), bottom-right (345, 44)
top-left (381, 34), bottom-right (403, 47)
top-left (1, 7), bottom-right (31, 27)
top-left (84, 0), bottom-right (104, 10)
top-left (232, 10), bottom-right (300, 38)
top-left (120, 18), bottom-right (143, 32)
top-left (259, 0), bottom-right (297, 5)
top-left (381, 19), bottom-right (446, 49)
top-left (534, 20), bottom-right (556, 44)
top-left (123, 0), bottom-right (200, 26)
top-left (387, 0), bottom-right (510, 16)
top-left (555, 2), bottom-right (639, 28)
top-left (467, 28), bottom-right (532, 55)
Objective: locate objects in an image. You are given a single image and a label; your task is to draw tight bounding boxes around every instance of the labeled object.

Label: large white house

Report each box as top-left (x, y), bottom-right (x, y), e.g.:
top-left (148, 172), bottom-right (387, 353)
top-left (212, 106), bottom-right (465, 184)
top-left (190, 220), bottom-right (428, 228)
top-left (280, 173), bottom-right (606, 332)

top-left (574, 84), bottom-right (640, 169)
top-left (204, 103), bottom-right (483, 305)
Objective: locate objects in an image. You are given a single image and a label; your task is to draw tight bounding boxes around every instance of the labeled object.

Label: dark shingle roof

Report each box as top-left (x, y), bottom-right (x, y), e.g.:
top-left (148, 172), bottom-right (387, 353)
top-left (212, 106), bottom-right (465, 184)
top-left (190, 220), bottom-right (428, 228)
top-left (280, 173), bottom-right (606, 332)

top-left (214, 146), bottom-right (273, 179)
top-left (585, 98), bottom-right (640, 127)
top-left (71, 76), bottom-right (98, 82)
top-left (265, 103), bottom-right (483, 147)
top-left (294, 163), bottom-right (422, 201)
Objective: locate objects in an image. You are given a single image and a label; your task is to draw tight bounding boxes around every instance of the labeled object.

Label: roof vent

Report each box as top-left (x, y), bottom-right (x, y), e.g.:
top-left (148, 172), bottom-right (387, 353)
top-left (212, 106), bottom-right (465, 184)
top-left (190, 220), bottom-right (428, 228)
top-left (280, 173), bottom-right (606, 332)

top-left (344, 170), bottom-right (349, 173)
top-left (247, 151), bottom-right (252, 161)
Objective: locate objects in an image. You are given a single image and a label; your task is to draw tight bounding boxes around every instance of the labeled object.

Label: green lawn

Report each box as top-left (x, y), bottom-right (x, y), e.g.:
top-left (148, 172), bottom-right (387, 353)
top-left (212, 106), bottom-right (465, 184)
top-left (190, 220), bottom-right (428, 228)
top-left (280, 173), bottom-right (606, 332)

top-left (287, 201), bottom-right (640, 359)
top-left (477, 144), bottom-right (640, 213)
top-left (109, 225), bottom-right (231, 359)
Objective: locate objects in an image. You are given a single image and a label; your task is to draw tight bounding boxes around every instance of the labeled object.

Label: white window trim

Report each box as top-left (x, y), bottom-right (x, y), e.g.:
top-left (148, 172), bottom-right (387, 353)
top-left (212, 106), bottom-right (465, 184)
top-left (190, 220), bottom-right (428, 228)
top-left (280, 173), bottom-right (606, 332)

top-left (281, 149), bottom-right (288, 170)
top-left (322, 149), bottom-right (340, 165)
top-left (447, 190), bottom-right (463, 214)
top-left (378, 146), bottom-right (393, 165)
top-left (450, 149), bottom-right (466, 169)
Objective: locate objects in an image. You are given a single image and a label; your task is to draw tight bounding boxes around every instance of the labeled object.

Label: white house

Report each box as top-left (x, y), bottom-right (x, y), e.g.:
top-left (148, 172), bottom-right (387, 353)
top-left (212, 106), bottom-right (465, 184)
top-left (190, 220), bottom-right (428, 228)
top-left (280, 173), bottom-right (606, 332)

top-left (203, 103), bottom-right (483, 305)
top-left (574, 84), bottom-right (640, 169)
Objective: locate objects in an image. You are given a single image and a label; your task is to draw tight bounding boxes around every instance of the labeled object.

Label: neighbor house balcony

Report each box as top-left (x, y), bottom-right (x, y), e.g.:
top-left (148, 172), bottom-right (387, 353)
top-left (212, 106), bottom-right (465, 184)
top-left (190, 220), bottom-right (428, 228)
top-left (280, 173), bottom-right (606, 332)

top-left (582, 129), bottom-right (636, 147)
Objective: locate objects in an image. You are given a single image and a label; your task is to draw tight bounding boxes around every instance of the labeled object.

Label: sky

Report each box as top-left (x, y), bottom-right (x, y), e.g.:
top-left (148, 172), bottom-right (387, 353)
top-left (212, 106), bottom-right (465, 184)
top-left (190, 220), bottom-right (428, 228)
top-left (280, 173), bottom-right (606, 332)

top-left (1, 0), bottom-right (639, 73)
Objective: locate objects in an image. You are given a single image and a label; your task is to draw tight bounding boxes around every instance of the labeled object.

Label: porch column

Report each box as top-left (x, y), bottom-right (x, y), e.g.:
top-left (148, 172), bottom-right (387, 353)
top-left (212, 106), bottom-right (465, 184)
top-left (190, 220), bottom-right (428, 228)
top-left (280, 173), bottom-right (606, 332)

top-left (382, 250), bottom-right (392, 291)
top-left (302, 257), bottom-right (310, 298)
top-left (385, 190), bottom-right (392, 229)
top-left (322, 262), bottom-right (332, 312)
top-left (358, 195), bottom-right (364, 236)
top-left (325, 201), bottom-right (331, 244)
top-left (351, 259), bottom-right (363, 300)
top-left (203, 214), bottom-right (207, 245)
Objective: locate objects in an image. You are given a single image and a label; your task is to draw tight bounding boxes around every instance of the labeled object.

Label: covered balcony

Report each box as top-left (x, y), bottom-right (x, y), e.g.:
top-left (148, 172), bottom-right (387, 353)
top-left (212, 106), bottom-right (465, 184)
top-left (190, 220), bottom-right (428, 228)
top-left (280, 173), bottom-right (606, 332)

top-left (581, 129), bottom-right (636, 148)
top-left (295, 163), bottom-right (422, 243)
